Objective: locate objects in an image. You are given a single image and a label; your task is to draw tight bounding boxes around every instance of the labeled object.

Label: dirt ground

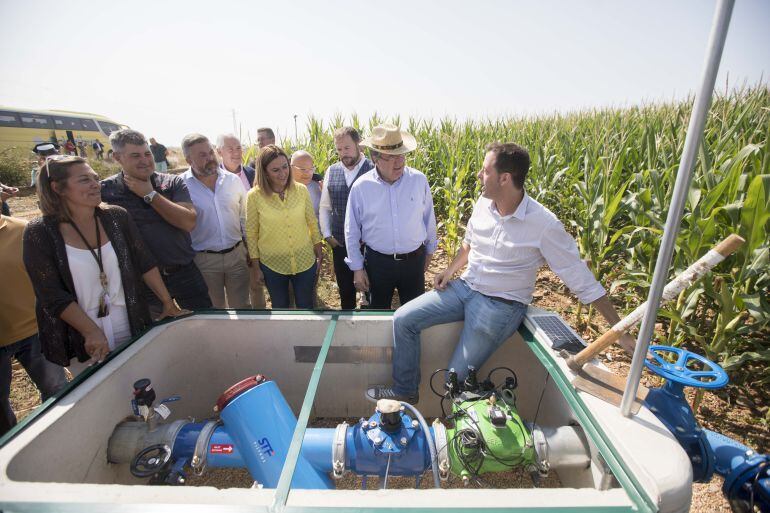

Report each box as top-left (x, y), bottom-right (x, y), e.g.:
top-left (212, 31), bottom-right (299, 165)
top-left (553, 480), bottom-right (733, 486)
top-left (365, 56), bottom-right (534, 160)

top-left (5, 191), bottom-right (768, 511)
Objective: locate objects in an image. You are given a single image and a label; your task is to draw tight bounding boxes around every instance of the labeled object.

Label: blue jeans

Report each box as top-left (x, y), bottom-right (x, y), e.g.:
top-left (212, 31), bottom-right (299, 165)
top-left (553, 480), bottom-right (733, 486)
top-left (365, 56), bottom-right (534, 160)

top-left (1, 334), bottom-right (68, 435)
top-left (392, 279), bottom-right (527, 396)
top-left (261, 262), bottom-right (317, 309)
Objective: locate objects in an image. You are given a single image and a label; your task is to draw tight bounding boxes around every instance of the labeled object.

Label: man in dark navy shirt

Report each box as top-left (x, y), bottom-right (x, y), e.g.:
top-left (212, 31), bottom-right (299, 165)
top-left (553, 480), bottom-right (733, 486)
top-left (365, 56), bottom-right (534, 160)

top-left (101, 129), bottom-right (212, 315)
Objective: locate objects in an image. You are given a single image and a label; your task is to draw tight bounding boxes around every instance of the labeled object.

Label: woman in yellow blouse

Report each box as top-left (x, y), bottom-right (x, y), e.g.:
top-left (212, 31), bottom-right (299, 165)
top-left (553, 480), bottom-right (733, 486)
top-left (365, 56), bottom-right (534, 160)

top-left (246, 145), bottom-right (323, 308)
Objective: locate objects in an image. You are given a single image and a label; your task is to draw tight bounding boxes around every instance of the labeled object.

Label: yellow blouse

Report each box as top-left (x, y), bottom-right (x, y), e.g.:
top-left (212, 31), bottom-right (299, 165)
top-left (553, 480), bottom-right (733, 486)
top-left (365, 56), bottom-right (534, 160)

top-left (245, 182), bottom-right (322, 275)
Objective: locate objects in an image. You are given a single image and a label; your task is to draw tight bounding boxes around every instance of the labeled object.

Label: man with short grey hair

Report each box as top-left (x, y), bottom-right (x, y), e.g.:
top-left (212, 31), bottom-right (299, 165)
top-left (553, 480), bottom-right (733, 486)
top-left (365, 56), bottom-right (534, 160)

top-left (216, 133), bottom-right (265, 308)
top-left (101, 129), bottom-right (211, 315)
top-left (181, 134), bottom-right (250, 309)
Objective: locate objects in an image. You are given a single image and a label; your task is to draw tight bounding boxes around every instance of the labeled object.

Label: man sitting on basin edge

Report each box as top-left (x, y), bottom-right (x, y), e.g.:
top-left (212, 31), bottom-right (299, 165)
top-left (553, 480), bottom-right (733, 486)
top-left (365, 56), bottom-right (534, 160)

top-left (367, 142), bottom-right (635, 403)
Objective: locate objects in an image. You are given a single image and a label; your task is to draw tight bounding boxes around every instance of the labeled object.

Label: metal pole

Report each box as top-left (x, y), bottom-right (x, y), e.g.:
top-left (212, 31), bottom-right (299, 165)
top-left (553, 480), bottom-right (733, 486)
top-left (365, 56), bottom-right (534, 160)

top-left (620, 0), bottom-right (735, 417)
top-left (293, 114), bottom-right (298, 142)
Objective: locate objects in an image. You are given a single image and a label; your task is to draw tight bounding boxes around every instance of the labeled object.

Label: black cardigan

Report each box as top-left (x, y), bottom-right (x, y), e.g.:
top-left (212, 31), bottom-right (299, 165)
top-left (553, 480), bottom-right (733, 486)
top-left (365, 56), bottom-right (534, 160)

top-left (22, 205), bottom-right (157, 366)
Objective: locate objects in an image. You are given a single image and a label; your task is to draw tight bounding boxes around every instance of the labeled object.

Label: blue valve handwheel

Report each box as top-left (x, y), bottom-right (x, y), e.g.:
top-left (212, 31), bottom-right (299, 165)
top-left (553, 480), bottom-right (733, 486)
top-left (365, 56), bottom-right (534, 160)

top-left (644, 345), bottom-right (728, 389)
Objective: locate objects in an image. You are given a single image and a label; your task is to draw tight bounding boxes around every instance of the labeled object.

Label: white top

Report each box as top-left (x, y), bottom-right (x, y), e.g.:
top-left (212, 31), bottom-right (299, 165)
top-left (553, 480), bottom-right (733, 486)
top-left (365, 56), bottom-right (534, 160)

top-left (220, 164), bottom-right (251, 192)
top-left (461, 195), bottom-right (605, 305)
top-left (318, 155), bottom-right (368, 238)
top-left (65, 241), bottom-right (126, 313)
top-left (65, 241), bottom-right (130, 350)
top-left (181, 168), bottom-right (246, 252)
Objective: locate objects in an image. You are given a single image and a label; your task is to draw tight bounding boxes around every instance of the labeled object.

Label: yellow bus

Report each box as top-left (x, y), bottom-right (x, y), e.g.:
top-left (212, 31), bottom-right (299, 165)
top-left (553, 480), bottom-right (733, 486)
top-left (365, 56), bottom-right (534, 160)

top-left (0, 107), bottom-right (129, 157)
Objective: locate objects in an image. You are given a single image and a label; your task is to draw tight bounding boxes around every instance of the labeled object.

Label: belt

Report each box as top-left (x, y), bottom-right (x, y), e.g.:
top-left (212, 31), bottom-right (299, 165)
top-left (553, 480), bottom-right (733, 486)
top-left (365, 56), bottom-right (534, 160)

top-left (365, 244), bottom-right (425, 261)
top-left (201, 241), bottom-right (241, 255)
top-left (482, 293), bottom-right (518, 306)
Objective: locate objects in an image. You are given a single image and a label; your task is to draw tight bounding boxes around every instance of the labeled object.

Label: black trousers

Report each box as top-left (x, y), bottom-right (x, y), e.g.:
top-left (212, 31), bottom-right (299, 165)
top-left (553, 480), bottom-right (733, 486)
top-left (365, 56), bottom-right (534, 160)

top-left (364, 247), bottom-right (426, 309)
top-left (145, 261), bottom-right (213, 317)
top-left (332, 245), bottom-right (357, 309)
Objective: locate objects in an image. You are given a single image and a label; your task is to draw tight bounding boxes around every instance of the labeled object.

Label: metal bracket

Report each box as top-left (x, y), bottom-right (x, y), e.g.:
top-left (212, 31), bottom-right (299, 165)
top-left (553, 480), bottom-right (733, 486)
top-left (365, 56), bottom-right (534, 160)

top-left (191, 419), bottom-right (222, 476)
top-left (432, 419), bottom-right (450, 481)
top-left (529, 423), bottom-right (550, 475)
top-left (332, 422), bottom-right (348, 479)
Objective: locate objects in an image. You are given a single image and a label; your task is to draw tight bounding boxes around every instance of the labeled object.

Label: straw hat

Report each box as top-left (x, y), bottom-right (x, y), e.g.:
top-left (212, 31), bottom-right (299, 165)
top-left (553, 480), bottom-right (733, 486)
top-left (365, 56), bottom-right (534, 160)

top-left (360, 124), bottom-right (417, 155)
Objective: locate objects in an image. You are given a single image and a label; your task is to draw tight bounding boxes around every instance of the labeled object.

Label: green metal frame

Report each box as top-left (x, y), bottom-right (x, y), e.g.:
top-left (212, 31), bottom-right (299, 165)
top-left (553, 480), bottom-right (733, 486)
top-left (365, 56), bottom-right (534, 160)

top-left (0, 309), bottom-right (657, 513)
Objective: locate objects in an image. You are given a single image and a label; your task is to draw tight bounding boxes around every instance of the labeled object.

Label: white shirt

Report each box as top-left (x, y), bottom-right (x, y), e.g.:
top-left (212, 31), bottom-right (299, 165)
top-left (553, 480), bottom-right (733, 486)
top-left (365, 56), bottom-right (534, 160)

top-left (220, 164), bottom-right (251, 191)
top-left (181, 168), bottom-right (246, 252)
top-left (319, 155), bottom-right (367, 238)
top-left (65, 241), bottom-right (130, 349)
top-left (461, 194), bottom-right (605, 305)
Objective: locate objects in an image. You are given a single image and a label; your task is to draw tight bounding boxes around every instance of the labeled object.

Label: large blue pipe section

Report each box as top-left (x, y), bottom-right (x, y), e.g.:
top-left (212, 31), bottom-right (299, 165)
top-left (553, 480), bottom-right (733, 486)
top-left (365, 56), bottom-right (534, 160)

top-left (220, 379), bottom-right (332, 489)
top-left (170, 380), bottom-right (436, 489)
top-left (705, 429), bottom-right (769, 509)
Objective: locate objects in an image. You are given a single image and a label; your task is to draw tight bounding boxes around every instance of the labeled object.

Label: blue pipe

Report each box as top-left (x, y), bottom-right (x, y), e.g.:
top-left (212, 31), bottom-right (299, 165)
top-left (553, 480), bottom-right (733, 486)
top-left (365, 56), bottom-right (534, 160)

top-left (172, 422), bottom-right (437, 476)
top-left (219, 380), bottom-right (333, 489)
top-left (705, 429), bottom-right (769, 509)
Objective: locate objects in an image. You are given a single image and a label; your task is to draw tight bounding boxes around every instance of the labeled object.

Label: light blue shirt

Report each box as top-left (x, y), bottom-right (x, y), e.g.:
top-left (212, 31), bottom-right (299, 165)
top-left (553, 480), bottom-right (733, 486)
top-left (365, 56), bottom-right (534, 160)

top-left (181, 168), bottom-right (246, 252)
top-left (344, 166), bottom-right (437, 271)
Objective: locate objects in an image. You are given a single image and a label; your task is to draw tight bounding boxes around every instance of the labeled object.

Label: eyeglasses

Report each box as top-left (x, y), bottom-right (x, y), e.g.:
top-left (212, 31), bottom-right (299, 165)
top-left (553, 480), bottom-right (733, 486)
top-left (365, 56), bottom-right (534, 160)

top-left (291, 165), bottom-right (315, 173)
top-left (44, 155), bottom-right (69, 177)
top-left (377, 153), bottom-right (406, 162)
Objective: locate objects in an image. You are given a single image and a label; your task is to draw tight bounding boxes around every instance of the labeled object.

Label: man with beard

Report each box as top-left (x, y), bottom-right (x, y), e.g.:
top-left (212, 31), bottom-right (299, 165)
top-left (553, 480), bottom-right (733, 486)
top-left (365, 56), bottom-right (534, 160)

top-left (181, 134), bottom-right (249, 309)
top-left (366, 142), bottom-right (635, 403)
top-left (318, 127), bottom-right (374, 309)
top-left (101, 129), bottom-right (211, 316)
top-left (345, 124), bottom-right (437, 310)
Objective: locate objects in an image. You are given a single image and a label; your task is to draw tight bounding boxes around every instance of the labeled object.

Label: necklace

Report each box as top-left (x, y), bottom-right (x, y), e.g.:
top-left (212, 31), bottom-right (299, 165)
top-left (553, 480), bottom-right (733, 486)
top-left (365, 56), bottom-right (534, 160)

top-left (68, 210), bottom-right (110, 318)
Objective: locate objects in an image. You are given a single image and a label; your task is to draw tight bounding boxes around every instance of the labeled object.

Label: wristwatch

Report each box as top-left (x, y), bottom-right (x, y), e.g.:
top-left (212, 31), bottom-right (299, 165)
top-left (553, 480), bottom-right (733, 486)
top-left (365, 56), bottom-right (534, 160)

top-left (143, 190), bottom-right (158, 204)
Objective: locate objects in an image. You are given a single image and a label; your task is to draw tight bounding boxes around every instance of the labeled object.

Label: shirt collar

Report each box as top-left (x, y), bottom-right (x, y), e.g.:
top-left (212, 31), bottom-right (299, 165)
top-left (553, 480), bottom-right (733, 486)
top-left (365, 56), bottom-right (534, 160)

top-left (119, 170), bottom-right (159, 190)
top-left (220, 163), bottom-right (243, 175)
top-left (348, 154), bottom-right (365, 174)
top-left (373, 165), bottom-right (407, 185)
top-left (184, 167), bottom-right (224, 183)
top-left (488, 193), bottom-right (529, 221)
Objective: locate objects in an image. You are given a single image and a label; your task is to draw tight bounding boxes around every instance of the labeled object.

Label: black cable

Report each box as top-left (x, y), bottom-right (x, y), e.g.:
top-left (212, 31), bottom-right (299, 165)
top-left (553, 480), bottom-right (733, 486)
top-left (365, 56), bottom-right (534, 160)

top-left (452, 401), bottom-right (527, 468)
top-left (749, 459), bottom-right (769, 512)
top-left (487, 366), bottom-right (518, 389)
top-left (532, 373), bottom-right (551, 427)
top-left (429, 368), bottom-right (451, 398)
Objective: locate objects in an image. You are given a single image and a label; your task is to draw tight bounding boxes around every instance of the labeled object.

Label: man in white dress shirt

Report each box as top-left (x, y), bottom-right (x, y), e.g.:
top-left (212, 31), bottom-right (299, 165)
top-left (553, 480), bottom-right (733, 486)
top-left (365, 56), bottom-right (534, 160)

top-left (367, 142), bottom-right (635, 403)
top-left (181, 134), bottom-right (250, 309)
top-left (216, 133), bottom-right (265, 309)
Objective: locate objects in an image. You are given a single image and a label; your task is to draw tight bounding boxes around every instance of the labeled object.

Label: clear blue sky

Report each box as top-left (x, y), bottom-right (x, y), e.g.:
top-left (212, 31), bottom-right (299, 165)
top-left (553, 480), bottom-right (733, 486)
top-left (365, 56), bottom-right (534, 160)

top-left (1, 0), bottom-right (767, 146)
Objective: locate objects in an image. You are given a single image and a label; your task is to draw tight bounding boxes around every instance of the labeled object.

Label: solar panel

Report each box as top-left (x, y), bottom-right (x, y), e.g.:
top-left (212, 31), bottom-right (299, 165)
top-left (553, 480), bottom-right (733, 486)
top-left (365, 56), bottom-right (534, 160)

top-left (531, 315), bottom-right (586, 354)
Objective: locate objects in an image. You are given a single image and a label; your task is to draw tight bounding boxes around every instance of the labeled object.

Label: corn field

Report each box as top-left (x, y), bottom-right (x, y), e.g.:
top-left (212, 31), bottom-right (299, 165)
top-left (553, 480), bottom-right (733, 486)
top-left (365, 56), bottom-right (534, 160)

top-left (250, 85), bottom-right (769, 405)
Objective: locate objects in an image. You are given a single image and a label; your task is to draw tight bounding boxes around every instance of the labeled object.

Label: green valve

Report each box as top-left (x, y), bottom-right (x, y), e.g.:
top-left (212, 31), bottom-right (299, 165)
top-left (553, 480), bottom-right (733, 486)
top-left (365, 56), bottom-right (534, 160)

top-left (446, 396), bottom-right (535, 479)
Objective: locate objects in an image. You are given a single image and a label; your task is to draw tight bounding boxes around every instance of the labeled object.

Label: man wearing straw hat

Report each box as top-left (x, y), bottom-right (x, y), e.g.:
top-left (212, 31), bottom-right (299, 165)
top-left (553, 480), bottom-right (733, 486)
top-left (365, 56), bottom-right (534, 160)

top-left (367, 142), bottom-right (635, 403)
top-left (344, 124), bottom-right (437, 309)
